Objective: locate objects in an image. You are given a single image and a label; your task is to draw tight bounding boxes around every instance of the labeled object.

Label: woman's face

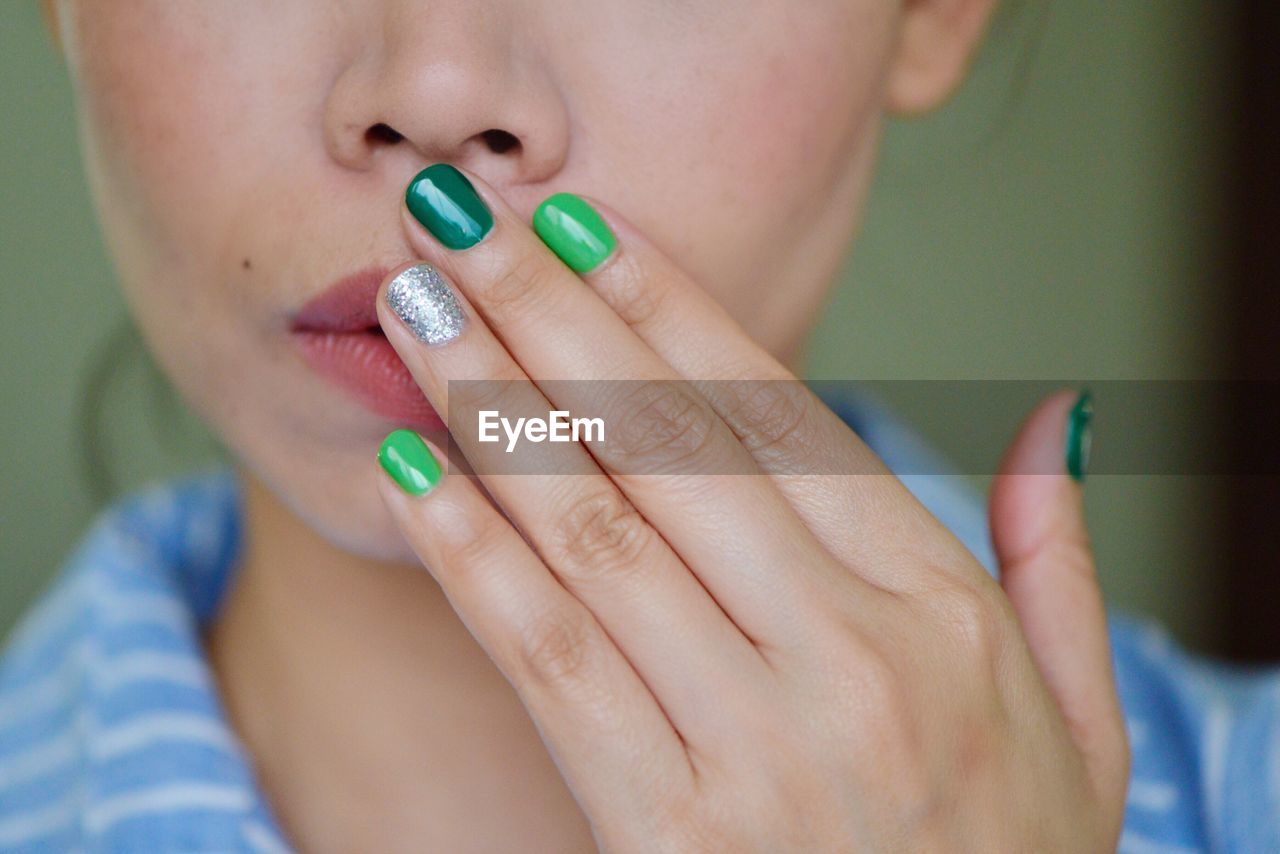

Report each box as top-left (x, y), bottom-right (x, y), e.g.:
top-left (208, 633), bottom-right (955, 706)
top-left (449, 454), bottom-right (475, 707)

top-left (48, 0), bottom-right (989, 561)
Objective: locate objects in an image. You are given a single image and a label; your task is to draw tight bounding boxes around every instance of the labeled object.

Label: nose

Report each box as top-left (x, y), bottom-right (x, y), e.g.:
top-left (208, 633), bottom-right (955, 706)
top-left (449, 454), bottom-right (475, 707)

top-left (323, 2), bottom-right (570, 190)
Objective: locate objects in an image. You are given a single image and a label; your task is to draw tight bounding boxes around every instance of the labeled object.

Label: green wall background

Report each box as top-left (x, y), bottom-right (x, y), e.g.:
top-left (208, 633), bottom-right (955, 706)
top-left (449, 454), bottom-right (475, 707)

top-left (1, 3), bottom-right (1233, 651)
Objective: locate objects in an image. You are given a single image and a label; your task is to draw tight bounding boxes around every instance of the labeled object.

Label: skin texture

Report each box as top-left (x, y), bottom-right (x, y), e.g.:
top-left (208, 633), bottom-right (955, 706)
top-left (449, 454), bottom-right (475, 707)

top-left (53, 0), bottom-right (908, 563)
top-left (43, 0), bottom-right (1130, 851)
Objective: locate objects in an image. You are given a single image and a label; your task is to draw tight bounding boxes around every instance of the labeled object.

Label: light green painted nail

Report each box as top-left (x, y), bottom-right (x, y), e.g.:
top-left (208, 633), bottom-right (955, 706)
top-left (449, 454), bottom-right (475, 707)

top-left (379, 429), bottom-right (443, 496)
top-left (533, 192), bottom-right (618, 274)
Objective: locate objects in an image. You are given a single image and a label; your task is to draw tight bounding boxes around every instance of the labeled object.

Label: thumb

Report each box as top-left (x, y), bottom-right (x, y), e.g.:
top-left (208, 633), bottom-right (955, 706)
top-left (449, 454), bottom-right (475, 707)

top-left (989, 390), bottom-right (1129, 803)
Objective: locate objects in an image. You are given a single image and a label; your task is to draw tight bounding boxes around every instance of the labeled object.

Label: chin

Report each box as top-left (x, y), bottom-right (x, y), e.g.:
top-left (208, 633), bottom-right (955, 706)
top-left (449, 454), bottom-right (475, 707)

top-left (306, 502), bottom-right (421, 567)
top-left (242, 448), bottom-right (424, 568)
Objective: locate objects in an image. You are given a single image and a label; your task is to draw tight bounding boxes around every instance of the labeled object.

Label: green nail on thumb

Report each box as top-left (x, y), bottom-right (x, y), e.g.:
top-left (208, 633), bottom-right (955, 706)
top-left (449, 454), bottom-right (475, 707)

top-left (1065, 391), bottom-right (1093, 483)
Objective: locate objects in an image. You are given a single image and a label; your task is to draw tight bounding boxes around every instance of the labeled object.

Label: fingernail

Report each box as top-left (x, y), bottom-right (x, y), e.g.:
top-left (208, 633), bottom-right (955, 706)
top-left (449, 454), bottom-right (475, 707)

top-left (386, 263), bottom-right (465, 345)
top-left (1065, 390), bottom-right (1093, 483)
top-left (405, 163), bottom-right (494, 250)
top-left (532, 192), bottom-right (618, 274)
top-left (379, 429), bottom-right (443, 496)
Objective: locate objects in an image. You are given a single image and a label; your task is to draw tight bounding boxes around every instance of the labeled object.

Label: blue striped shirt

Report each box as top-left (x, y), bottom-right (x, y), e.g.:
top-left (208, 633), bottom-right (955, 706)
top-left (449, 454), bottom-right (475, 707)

top-left (2, 394), bottom-right (1279, 852)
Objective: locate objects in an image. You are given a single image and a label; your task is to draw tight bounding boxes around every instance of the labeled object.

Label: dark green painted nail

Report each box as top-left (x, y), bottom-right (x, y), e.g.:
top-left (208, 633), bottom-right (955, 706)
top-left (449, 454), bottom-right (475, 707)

top-left (1065, 391), bottom-right (1093, 483)
top-left (379, 429), bottom-right (443, 496)
top-left (406, 164), bottom-right (494, 250)
top-left (532, 192), bottom-right (618, 274)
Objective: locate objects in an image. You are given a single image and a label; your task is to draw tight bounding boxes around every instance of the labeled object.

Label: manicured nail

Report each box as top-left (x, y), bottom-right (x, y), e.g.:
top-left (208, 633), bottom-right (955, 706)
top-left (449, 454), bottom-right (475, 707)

top-left (386, 263), bottom-right (465, 345)
top-left (379, 429), bottom-right (443, 496)
top-left (405, 163), bottom-right (494, 250)
top-left (532, 192), bottom-right (618, 274)
top-left (1065, 390), bottom-right (1093, 483)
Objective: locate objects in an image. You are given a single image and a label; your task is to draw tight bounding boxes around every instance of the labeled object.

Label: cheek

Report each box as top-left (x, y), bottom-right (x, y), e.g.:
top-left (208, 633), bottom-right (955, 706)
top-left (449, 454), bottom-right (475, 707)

top-left (66, 3), bottom-right (408, 562)
top-left (696, 14), bottom-right (890, 212)
top-left (584, 4), bottom-right (894, 321)
top-left (75, 4), bottom-right (247, 243)
top-left (68, 2), bottom-right (330, 378)
top-left (68, 3), bottom-right (348, 448)
top-left (69, 1), bottom-right (340, 285)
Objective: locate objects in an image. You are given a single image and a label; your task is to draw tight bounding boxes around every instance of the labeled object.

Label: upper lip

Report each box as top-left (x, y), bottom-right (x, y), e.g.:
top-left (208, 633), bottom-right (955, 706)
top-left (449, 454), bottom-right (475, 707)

top-left (290, 266), bottom-right (394, 333)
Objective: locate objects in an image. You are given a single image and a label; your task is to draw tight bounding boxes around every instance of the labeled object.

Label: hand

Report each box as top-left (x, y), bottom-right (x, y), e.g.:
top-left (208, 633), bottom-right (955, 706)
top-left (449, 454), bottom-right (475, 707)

top-left (373, 165), bottom-right (1129, 852)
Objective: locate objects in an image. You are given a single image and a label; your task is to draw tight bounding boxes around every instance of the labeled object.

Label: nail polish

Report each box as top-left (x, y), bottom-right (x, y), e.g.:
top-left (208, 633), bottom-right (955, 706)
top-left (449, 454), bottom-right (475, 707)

top-left (1066, 391), bottom-right (1093, 483)
top-left (405, 163), bottom-right (493, 250)
top-left (533, 192), bottom-right (618, 274)
top-left (379, 429), bottom-right (443, 496)
top-left (386, 264), bottom-right (465, 345)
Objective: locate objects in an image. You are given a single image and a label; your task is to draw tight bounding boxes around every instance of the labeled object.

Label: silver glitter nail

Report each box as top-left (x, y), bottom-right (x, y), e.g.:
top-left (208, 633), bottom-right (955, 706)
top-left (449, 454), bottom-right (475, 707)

top-left (386, 263), bottom-right (465, 345)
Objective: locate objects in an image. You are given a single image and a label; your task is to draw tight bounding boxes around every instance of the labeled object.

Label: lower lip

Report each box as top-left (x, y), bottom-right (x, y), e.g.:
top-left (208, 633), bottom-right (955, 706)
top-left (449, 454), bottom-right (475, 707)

top-left (292, 329), bottom-right (446, 430)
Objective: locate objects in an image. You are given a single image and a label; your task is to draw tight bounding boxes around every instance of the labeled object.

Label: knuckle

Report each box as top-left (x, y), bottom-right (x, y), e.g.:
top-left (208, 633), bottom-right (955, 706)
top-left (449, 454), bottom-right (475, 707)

top-left (714, 379), bottom-right (815, 465)
top-left (454, 374), bottom-right (524, 416)
top-left (481, 250), bottom-right (558, 320)
top-left (930, 579), bottom-right (1010, 666)
top-left (518, 605), bottom-right (601, 694)
top-left (604, 257), bottom-right (668, 329)
top-left (434, 501), bottom-right (510, 576)
top-left (550, 488), bottom-right (653, 590)
top-left (607, 381), bottom-right (722, 473)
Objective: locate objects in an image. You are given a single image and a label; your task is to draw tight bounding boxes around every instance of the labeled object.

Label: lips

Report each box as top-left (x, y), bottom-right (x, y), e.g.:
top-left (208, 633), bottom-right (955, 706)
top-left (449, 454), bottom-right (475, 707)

top-left (291, 266), bottom-right (446, 430)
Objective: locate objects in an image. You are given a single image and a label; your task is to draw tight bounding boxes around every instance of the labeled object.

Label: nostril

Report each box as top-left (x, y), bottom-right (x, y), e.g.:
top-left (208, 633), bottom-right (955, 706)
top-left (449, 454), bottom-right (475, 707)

top-left (363, 123), bottom-right (519, 155)
top-left (481, 128), bottom-right (520, 155)
top-left (365, 123), bottom-right (404, 146)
